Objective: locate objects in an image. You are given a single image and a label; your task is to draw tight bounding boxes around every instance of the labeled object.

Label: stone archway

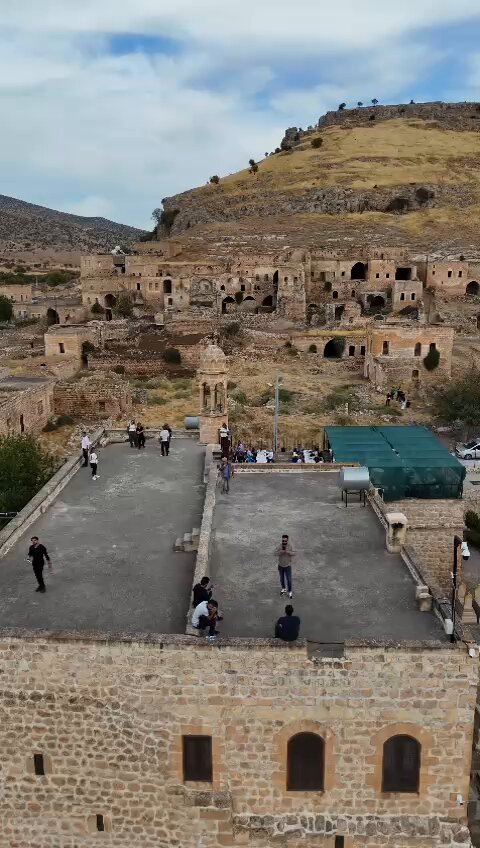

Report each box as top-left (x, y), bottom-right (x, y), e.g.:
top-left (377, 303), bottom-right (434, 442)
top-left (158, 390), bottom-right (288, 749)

top-left (324, 337), bottom-right (345, 359)
top-left (104, 293), bottom-right (117, 309)
top-left (467, 281), bottom-right (479, 296)
top-left (46, 307), bottom-right (59, 326)
top-left (240, 296), bottom-right (257, 313)
top-left (370, 295), bottom-right (385, 313)
top-left (351, 262), bottom-right (367, 280)
top-left (222, 296), bottom-right (236, 314)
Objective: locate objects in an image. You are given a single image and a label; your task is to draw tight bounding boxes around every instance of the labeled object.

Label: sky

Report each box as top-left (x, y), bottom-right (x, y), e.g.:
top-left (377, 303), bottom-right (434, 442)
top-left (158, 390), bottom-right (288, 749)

top-left (1, 1), bottom-right (480, 229)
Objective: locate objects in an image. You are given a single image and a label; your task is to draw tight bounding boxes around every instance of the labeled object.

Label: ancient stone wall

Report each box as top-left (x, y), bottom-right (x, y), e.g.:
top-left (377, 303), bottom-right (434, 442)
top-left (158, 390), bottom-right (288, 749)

top-left (0, 382), bottom-right (54, 436)
top-left (44, 325), bottom-right (102, 363)
top-left (317, 101), bottom-right (480, 132)
top-left (53, 374), bottom-right (132, 421)
top-left (0, 633), bottom-right (475, 848)
top-left (0, 283), bottom-right (32, 303)
top-left (417, 259), bottom-right (477, 297)
top-left (365, 325), bottom-right (454, 390)
top-left (373, 495), bottom-right (465, 592)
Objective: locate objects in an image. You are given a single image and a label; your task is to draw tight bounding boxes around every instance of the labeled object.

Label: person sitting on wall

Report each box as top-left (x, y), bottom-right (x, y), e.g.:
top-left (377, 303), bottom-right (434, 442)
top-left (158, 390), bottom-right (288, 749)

top-left (192, 576), bottom-right (214, 608)
top-left (192, 599), bottom-right (223, 641)
top-left (236, 442), bottom-right (246, 462)
top-left (291, 448), bottom-right (301, 463)
top-left (275, 604), bottom-right (301, 642)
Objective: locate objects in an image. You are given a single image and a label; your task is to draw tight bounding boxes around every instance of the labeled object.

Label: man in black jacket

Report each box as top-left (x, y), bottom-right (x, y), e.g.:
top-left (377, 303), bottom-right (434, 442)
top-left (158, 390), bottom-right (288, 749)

top-left (192, 576), bottom-right (213, 608)
top-left (275, 605), bottom-right (300, 642)
top-left (27, 536), bottom-right (51, 593)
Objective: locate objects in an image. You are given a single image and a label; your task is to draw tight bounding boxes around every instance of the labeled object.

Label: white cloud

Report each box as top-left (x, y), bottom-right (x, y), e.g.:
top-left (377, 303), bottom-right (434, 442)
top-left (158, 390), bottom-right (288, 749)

top-left (0, 1), bottom-right (479, 227)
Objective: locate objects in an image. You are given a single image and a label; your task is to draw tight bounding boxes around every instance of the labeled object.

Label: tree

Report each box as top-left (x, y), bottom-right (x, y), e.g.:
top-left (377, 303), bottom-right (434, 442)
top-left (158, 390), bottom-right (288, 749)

top-left (91, 301), bottom-right (105, 315)
top-left (152, 208), bottom-right (162, 224)
top-left (113, 293), bottom-right (134, 318)
top-left (311, 137), bottom-right (323, 149)
top-left (434, 372), bottom-right (480, 426)
top-left (338, 102), bottom-right (346, 111)
top-left (248, 158), bottom-right (256, 167)
top-left (209, 175), bottom-right (220, 184)
top-left (357, 101), bottom-right (363, 107)
top-left (249, 161), bottom-right (258, 175)
top-left (0, 434), bottom-right (55, 513)
top-left (371, 98), bottom-right (379, 106)
top-left (0, 295), bottom-right (13, 322)
top-left (264, 152), bottom-right (269, 158)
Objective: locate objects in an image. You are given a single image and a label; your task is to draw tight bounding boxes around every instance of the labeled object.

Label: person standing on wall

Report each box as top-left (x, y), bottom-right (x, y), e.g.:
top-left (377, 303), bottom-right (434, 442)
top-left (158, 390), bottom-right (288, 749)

top-left (275, 534), bottom-right (295, 598)
top-left (127, 420), bottom-right (137, 447)
top-left (159, 425), bottom-right (170, 456)
top-left (81, 432), bottom-right (91, 467)
top-left (136, 422), bottom-right (146, 449)
top-left (89, 449), bottom-right (99, 480)
top-left (27, 536), bottom-right (52, 593)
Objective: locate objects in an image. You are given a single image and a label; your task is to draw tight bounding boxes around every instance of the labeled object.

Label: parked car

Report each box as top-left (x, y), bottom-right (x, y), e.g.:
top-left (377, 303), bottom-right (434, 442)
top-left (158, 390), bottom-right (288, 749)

top-left (456, 439), bottom-right (480, 459)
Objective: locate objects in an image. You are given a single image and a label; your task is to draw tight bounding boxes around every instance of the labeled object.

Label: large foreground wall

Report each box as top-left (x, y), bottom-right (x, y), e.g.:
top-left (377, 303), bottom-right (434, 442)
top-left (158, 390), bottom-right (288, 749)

top-left (0, 633), bottom-right (476, 847)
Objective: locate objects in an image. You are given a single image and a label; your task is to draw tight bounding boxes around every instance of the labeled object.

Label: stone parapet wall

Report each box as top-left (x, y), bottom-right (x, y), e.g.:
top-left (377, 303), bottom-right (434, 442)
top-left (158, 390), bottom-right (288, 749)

top-left (0, 632), bottom-right (475, 847)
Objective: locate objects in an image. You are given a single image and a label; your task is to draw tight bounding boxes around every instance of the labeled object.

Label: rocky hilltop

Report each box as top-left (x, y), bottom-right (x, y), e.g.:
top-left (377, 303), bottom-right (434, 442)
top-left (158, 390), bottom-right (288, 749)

top-left (161, 101), bottom-right (480, 250)
top-left (0, 194), bottom-right (144, 253)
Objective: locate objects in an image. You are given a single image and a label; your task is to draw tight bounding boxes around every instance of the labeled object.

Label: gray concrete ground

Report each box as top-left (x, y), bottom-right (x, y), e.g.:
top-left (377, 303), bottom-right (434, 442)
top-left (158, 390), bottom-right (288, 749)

top-left (209, 472), bottom-right (446, 642)
top-left (0, 439), bottom-right (205, 634)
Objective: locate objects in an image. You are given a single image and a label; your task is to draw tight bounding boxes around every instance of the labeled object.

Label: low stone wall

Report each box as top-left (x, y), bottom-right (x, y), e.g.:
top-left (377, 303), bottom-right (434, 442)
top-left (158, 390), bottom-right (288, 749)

top-left (53, 375), bottom-right (133, 421)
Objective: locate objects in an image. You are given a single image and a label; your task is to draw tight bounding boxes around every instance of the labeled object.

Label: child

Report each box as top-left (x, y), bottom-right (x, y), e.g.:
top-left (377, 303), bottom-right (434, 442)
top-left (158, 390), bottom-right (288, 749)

top-left (89, 450), bottom-right (99, 480)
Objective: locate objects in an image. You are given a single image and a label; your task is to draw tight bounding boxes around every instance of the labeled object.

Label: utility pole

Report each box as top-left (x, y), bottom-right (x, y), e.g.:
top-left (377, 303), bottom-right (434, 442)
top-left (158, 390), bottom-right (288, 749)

top-left (274, 369), bottom-right (280, 453)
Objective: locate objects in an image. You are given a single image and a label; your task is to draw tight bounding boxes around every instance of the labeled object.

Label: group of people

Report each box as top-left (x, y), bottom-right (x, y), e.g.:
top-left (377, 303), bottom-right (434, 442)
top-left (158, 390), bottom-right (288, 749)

top-left (291, 446), bottom-right (330, 464)
top-left (386, 387), bottom-right (411, 411)
top-left (191, 534), bottom-right (301, 643)
top-left (81, 432), bottom-right (99, 479)
top-left (232, 442), bottom-right (274, 463)
top-left (127, 421), bottom-right (173, 455)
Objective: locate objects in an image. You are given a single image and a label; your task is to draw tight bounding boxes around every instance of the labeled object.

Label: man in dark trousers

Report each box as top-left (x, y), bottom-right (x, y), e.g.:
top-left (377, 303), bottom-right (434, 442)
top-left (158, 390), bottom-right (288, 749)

top-left (275, 533), bottom-right (295, 598)
top-left (275, 605), bottom-right (301, 641)
top-left (27, 536), bottom-right (51, 593)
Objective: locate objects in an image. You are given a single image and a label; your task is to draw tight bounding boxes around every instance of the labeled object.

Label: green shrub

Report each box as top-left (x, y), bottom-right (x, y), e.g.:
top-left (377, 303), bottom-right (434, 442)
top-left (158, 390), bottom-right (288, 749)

top-left (230, 387), bottom-right (248, 405)
top-left (159, 208), bottom-right (180, 234)
top-left (163, 348), bottom-right (181, 364)
top-left (0, 295), bottom-right (13, 322)
top-left (311, 137), bottom-right (323, 149)
top-left (434, 372), bottom-right (480, 425)
top-left (284, 340), bottom-right (292, 348)
top-left (224, 321), bottom-right (241, 336)
top-left (234, 291), bottom-right (244, 304)
top-left (466, 511), bottom-right (480, 531)
top-left (0, 434), bottom-right (55, 512)
top-left (147, 394), bottom-right (168, 406)
top-left (287, 345), bottom-right (298, 356)
top-left (112, 364), bottom-right (126, 374)
top-left (210, 175), bottom-right (220, 184)
top-left (227, 380), bottom-right (238, 390)
top-left (91, 301), bottom-right (105, 315)
top-left (308, 344), bottom-right (318, 353)
top-left (278, 388), bottom-right (293, 403)
top-left (43, 419), bottom-right (57, 432)
top-left (113, 293), bottom-right (134, 318)
top-left (423, 348), bottom-right (440, 371)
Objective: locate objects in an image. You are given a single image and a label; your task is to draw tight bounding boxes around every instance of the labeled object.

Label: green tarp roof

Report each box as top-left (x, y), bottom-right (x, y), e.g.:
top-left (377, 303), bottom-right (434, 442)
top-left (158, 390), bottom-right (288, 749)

top-left (324, 425), bottom-right (465, 501)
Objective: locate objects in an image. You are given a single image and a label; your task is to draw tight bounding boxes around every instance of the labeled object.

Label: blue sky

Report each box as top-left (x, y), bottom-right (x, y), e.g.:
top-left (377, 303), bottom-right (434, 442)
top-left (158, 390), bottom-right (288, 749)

top-left (1, 1), bottom-right (480, 229)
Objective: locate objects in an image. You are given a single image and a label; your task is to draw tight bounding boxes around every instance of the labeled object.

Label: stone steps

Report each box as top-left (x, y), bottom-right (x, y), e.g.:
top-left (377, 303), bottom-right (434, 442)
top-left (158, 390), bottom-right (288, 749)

top-left (174, 527), bottom-right (200, 552)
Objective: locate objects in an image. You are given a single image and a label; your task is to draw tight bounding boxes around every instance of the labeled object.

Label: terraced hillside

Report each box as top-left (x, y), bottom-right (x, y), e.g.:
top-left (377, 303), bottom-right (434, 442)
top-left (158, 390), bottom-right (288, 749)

top-left (161, 103), bottom-right (480, 253)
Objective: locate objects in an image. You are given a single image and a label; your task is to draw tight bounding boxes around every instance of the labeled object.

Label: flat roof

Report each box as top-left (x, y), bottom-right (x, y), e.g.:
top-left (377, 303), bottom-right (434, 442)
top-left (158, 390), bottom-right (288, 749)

top-left (209, 471), bottom-right (446, 643)
top-left (0, 440), bottom-right (205, 634)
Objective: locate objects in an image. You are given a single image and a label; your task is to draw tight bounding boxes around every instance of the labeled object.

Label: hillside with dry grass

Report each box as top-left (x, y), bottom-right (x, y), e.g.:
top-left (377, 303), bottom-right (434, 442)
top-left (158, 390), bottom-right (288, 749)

top-left (162, 105), bottom-right (480, 253)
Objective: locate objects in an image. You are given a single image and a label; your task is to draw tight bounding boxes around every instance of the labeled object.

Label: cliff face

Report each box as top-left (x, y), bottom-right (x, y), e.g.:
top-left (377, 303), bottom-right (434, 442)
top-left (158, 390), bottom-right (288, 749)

top-left (160, 103), bottom-right (480, 242)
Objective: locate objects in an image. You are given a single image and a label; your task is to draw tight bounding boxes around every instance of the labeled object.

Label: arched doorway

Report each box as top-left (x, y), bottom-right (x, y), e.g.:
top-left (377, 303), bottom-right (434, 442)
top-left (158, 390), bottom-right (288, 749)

top-left (104, 293), bottom-right (117, 309)
top-left (273, 270), bottom-right (279, 288)
top-left (467, 281), bottom-right (479, 296)
top-left (222, 296), bottom-right (235, 314)
top-left (334, 305), bottom-right (345, 320)
top-left (351, 262), bottom-right (367, 280)
top-left (46, 307), bottom-right (59, 326)
top-left (241, 296), bottom-right (257, 313)
top-left (369, 295), bottom-right (385, 313)
top-left (324, 337), bottom-right (345, 358)
top-left (163, 279), bottom-right (172, 294)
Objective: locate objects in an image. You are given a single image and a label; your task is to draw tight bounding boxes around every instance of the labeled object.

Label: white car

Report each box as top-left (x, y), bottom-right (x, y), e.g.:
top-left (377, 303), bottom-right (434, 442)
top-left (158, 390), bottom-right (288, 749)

top-left (456, 440), bottom-right (480, 460)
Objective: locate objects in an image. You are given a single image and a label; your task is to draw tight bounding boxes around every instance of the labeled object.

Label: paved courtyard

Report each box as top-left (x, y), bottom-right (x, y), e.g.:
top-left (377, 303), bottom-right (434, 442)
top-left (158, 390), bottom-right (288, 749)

top-left (209, 471), bottom-right (446, 643)
top-left (0, 439), bottom-right (205, 634)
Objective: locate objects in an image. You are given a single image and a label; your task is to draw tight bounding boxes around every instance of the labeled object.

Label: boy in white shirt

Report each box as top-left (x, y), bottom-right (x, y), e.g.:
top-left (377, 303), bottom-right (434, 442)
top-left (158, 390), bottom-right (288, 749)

top-left (81, 432), bottom-right (91, 467)
top-left (159, 427), bottom-right (170, 456)
top-left (89, 450), bottom-right (99, 480)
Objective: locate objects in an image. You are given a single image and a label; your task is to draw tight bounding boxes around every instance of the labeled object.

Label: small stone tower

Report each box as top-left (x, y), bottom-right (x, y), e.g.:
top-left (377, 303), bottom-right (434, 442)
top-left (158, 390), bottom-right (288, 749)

top-left (198, 343), bottom-right (228, 445)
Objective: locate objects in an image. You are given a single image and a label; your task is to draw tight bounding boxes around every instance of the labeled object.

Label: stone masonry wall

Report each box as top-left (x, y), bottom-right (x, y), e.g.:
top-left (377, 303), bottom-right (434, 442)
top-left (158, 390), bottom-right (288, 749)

top-left (0, 634), bottom-right (476, 848)
top-left (0, 382), bottom-right (54, 436)
top-left (374, 496), bottom-right (465, 592)
top-left (53, 375), bottom-right (132, 421)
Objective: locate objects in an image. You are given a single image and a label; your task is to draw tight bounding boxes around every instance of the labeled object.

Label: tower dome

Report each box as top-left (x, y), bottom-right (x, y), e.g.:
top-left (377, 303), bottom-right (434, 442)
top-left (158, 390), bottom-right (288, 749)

top-left (199, 344), bottom-right (227, 373)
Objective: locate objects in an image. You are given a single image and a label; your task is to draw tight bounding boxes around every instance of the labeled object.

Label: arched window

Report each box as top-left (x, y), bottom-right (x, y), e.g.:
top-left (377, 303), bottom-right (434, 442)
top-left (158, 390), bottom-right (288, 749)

top-left (382, 735), bottom-right (421, 793)
top-left (351, 289), bottom-right (356, 298)
top-left (414, 343), bottom-right (421, 356)
top-left (382, 340), bottom-right (389, 355)
top-left (220, 285), bottom-right (225, 291)
top-left (332, 290), bottom-right (338, 300)
top-left (287, 732), bottom-right (324, 791)
top-left (412, 369), bottom-right (419, 379)
top-left (429, 342), bottom-right (436, 352)
top-left (163, 279), bottom-right (172, 294)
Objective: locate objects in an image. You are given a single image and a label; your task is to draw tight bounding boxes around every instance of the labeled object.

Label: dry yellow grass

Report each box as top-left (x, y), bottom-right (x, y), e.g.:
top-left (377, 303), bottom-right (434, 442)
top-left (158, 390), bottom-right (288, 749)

top-left (211, 119), bottom-right (480, 195)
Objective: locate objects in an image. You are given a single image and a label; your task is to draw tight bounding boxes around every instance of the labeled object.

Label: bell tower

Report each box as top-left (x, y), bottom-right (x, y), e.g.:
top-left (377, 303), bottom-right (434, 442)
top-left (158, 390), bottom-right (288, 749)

top-left (197, 343), bottom-right (228, 445)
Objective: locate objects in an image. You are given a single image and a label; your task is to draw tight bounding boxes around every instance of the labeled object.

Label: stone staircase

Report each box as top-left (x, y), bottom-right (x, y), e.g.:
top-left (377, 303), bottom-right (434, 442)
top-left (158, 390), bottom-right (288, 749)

top-left (174, 527), bottom-right (200, 553)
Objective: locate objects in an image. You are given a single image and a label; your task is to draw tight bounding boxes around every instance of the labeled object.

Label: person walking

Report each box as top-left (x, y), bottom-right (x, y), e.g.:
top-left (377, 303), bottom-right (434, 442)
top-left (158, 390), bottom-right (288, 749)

top-left (159, 425), bottom-right (170, 456)
top-left (165, 423), bottom-right (172, 447)
top-left (27, 536), bottom-right (52, 593)
top-left (89, 449), bottom-right (99, 480)
top-left (275, 604), bottom-right (301, 641)
top-left (219, 456), bottom-right (233, 494)
top-left (81, 432), bottom-right (91, 467)
top-left (136, 422), bottom-right (146, 449)
top-left (127, 420), bottom-right (137, 447)
top-left (275, 533), bottom-right (295, 598)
